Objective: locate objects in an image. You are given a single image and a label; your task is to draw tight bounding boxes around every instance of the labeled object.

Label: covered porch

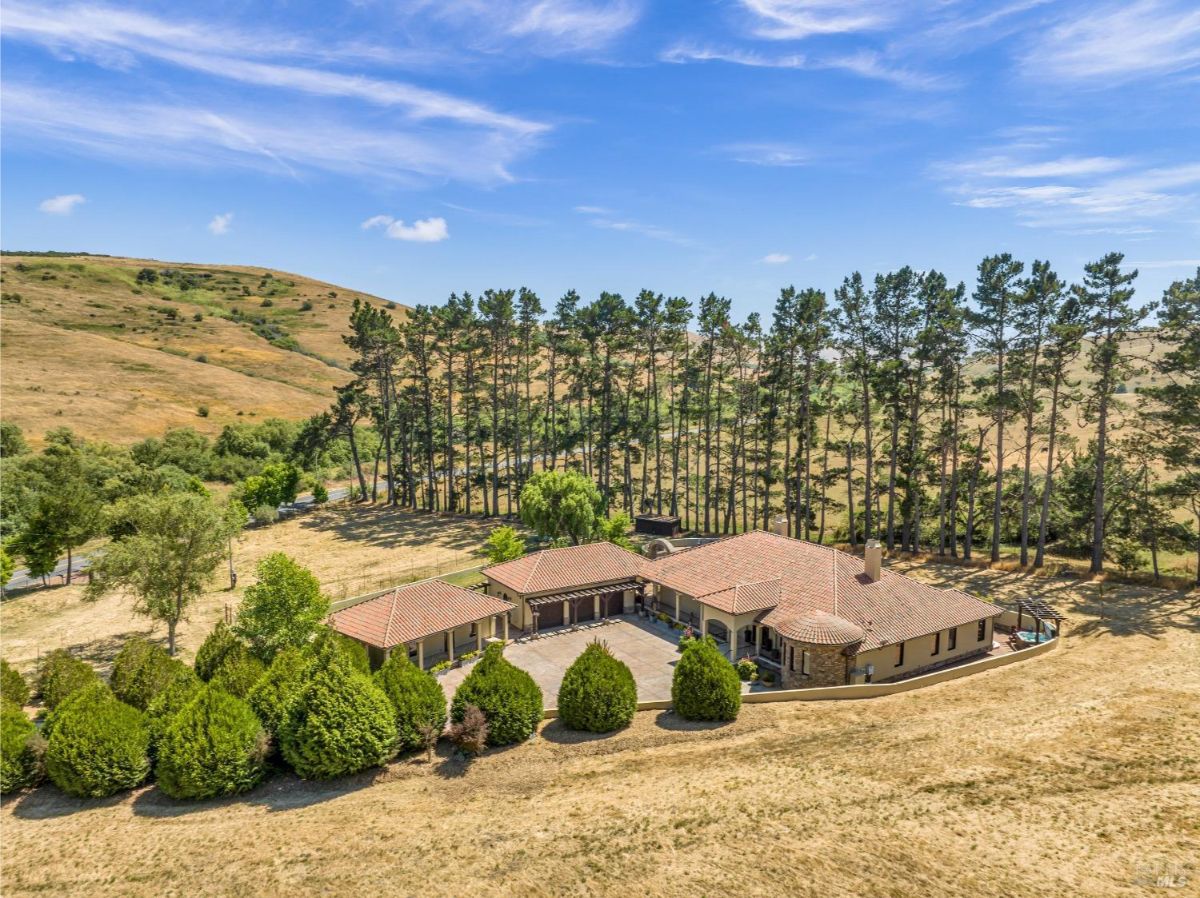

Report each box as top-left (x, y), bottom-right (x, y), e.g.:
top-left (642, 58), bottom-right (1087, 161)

top-left (524, 581), bottom-right (642, 636)
top-left (405, 611), bottom-right (510, 670)
top-left (647, 584), bottom-right (781, 663)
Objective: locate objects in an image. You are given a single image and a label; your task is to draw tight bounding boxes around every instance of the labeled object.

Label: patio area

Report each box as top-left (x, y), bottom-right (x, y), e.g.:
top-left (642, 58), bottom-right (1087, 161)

top-left (437, 617), bottom-right (684, 706)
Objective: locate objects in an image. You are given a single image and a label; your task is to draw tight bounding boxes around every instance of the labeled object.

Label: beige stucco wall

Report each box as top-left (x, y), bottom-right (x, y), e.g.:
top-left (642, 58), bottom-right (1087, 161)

top-left (855, 617), bottom-right (995, 683)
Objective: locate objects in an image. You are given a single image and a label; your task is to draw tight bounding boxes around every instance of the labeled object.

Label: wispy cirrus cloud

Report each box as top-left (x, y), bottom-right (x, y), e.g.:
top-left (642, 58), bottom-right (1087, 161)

top-left (1019, 0), bottom-right (1200, 85)
top-left (410, 0), bottom-right (641, 54)
top-left (718, 142), bottom-right (809, 167)
top-left (760, 253), bottom-right (791, 264)
top-left (573, 206), bottom-right (692, 246)
top-left (932, 135), bottom-right (1200, 228)
top-left (738, 0), bottom-right (895, 40)
top-left (38, 193), bottom-right (85, 214)
top-left (363, 214), bottom-right (450, 243)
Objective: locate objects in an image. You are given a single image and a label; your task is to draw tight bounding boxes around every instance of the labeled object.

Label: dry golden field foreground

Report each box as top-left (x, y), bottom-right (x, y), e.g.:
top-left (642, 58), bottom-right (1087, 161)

top-left (1, 513), bottom-right (1197, 897)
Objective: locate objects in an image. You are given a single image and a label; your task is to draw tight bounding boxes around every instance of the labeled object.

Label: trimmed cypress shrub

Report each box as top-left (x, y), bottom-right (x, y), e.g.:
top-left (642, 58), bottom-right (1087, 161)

top-left (1, 659), bottom-right (30, 707)
top-left (449, 643), bottom-right (543, 747)
top-left (194, 622), bottom-right (242, 681)
top-left (38, 649), bottom-right (101, 710)
top-left (156, 685), bottom-right (269, 800)
top-left (557, 641), bottom-right (637, 733)
top-left (111, 638), bottom-right (189, 711)
top-left (1, 703), bottom-right (45, 793)
top-left (45, 683), bottom-right (151, 797)
top-left (247, 646), bottom-right (311, 739)
top-left (311, 627), bottom-right (370, 674)
top-left (373, 652), bottom-right (447, 752)
top-left (671, 637), bottom-right (742, 722)
top-left (208, 645), bottom-right (267, 699)
top-left (146, 668), bottom-right (203, 755)
top-left (279, 646), bottom-right (395, 779)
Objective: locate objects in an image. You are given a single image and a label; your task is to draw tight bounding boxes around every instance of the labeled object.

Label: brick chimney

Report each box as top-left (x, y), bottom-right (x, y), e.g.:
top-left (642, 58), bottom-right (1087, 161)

top-left (864, 540), bottom-right (882, 582)
top-left (770, 514), bottom-right (788, 537)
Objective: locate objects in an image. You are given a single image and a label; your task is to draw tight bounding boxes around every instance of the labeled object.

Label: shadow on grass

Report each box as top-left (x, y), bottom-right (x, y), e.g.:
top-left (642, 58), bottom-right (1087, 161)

top-left (538, 718), bottom-right (624, 745)
top-left (653, 709), bottom-right (735, 732)
top-left (8, 784), bottom-right (128, 820)
top-left (130, 768), bottom-right (381, 817)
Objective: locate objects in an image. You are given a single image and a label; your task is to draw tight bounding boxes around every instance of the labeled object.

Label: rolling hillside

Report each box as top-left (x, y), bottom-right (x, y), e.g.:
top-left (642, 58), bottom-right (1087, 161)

top-left (0, 253), bottom-right (405, 446)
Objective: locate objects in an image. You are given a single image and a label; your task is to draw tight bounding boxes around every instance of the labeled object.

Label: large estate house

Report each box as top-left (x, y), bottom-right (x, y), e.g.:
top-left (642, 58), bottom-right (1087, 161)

top-left (481, 525), bottom-right (1001, 689)
top-left (331, 522), bottom-right (1002, 690)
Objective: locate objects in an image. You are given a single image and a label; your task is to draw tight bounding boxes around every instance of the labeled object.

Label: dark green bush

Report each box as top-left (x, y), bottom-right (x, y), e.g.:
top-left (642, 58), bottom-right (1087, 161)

top-left (145, 669), bottom-right (203, 754)
top-left (311, 627), bottom-right (370, 674)
top-left (557, 641), bottom-right (637, 733)
top-left (208, 645), bottom-right (267, 699)
top-left (280, 646), bottom-right (395, 779)
top-left (156, 686), bottom-right (269, 800)
top-left (1, 659), bottom-right (30, 707)
top-left (38, 649), bottom-right (101, 710)
top-left (194, 622), bottom-right (243, 681)
top-left (374, 653), bottom-right (447, 752)
top-left (45, 683), bottom-right (151, 797)
top-left (110, 638), bottom-right (189, 710)
top-left (449, 643), bottom-right (543, 747)
top-left (671, 637), bottom-right (741, 722)
top-left (247, 646), bottom-right (311, 739)
top-left (1, 703), bottom-right (45, 793)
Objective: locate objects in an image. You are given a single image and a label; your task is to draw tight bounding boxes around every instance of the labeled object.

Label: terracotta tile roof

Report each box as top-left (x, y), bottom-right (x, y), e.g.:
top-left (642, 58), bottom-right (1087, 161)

top-left (483, 541), bottom-right (645, 595)
top-left (645, 530), bottom-right (999, 651)
top-left (330, 580), bottom-right (513, 649)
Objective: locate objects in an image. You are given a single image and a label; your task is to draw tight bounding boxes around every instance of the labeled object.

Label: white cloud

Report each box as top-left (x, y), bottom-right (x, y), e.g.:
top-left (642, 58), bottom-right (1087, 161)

top-left (573, 204), bottom-right (613, 214)
top-left (2, 83), bottom-right (535, 186)
top-left (1020, 0), bottom-right (1200, 84)
top-left (738, 0), bottom-right (894, 40)
top-left (573, 206), bottom-right (692, 245)
top-left (363, 215), bottom-right (449, 243)
top-left (933, 136), bottom-right (1200, 228)
top-left (38, 193), bottom-right (85, 214)
top-left (208, 212), bottom-right (233, 235)
top-left (719, 142), bottom-right (808, 167)
top-left (760, 253), bottom-right (791, 264)
top-left (507, 1), bottom-right (641, 50)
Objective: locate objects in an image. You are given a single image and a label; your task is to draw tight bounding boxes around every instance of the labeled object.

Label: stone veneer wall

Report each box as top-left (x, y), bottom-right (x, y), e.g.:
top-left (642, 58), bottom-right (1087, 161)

top-left (779, 639), bottom-right (848, 688)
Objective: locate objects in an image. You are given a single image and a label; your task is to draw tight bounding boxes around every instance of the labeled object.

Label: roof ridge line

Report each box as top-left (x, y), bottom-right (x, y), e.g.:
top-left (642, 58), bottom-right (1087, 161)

top-left (383, 588), bottom-right (402, 646)
top-left (521, 550), bottom-right (545, 592)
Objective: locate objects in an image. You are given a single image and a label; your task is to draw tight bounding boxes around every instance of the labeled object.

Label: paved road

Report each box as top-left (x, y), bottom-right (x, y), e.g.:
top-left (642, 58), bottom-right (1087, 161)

top-left (4, 487), bottom-right (351, 593)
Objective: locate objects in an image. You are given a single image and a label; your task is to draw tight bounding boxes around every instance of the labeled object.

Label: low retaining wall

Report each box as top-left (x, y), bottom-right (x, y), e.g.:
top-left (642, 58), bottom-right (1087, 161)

top-left (540, 636), bottom-right (1059, 717)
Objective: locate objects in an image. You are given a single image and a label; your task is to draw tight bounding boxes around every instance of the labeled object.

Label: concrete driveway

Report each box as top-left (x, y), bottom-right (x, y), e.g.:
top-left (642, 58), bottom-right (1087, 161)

top-left (438, 617), bottom-right (682, 707)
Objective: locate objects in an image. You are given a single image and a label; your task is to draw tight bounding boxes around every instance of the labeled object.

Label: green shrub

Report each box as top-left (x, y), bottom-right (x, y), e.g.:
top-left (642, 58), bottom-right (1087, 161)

top-left (110, 638), bottom-right (190, 710)
top-left (145, 669), bottom-right (203, 754)
top-left (38, 649), bottom-right (101, 710)
top-left (449, 643), bottom-right (543, 747)
top-left (734, 657), bottom-right (758, 682)
top-left (247, 646), bottom-right (311, 739)
top-left (233, 553), bottom-right (329, 662)
top-left (556, 641), bottom-right (637, 734)
top-left (430, 660), bottom-right (452, 674)
top-left (208, 646), bottom-right (267, 699)
top-left (1, 659), bottom-right (30, 707)
top-left (194, 622), bottom-right (242, 681)
top-left (45, 683), bottom-right (151, 797)
top-left (156, 686), bottom-right (269, 800)
top-left (311, 627), bottom-right (370, 675)
top-left (280, 646), bottom-right (395, 779)
top-left (374, 653), bottom-right (447, 753)
top-left (677, 626), bottom-right (698, 652)
top-left (671, 638), bottom-right (741, 722)
top-left (1, 703), bottom-right (45, 793)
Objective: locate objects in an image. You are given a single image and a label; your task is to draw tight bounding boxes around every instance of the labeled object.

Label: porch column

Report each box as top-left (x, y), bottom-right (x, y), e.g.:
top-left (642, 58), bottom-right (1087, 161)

top-left (700, 603), bottom-right (707, 635)
top-left (674, 591), bottom-right (680, 622)
top-left (503, 615), bottom-right (509, 642)
top-left (727, 633), bottom-right (737, 663)
top-left (562, 599), bottom-right (570, 626)
top-left (417, 640), bottom-right (424, 670)
top-left (594, 594), bottom-right (601, 619)
top-left (755, 626), bottom-right (763, 655)
top-left (476, 625), bottom-right (483, 652)
top-left (446, 630), bottom-right (454, 663)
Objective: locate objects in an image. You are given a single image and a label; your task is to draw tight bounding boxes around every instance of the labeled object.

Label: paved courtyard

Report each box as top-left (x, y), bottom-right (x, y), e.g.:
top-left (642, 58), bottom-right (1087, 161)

top-left (438, 617), bottom-right (682, 707)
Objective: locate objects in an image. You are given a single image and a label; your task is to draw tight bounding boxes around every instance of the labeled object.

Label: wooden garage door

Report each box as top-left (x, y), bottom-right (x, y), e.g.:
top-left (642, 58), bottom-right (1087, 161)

top-left (573, 598), bottom-right (595, 623)
top-left (603, 591), bottom-right (625, 617)
top-left (535, 600), bottom-right (563, 630)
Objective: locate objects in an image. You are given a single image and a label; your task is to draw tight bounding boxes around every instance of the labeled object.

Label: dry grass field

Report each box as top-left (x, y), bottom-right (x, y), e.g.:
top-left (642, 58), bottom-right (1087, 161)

top-left (1, 519), bottom-right (1196, 897)
top-left (0, 254), bottom-right (404, 446)
top-left (0, 504), bottom-right (493, 676)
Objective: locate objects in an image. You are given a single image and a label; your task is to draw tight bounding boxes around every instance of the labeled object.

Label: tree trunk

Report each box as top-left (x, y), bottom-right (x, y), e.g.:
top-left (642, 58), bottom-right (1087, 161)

top-left (1091, 390), bottom-right (1109, 573)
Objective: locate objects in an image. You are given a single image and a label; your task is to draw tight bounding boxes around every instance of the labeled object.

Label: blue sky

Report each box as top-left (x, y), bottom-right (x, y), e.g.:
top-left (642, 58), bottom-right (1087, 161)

top-left (2, 0), bottom-right (1198, 317)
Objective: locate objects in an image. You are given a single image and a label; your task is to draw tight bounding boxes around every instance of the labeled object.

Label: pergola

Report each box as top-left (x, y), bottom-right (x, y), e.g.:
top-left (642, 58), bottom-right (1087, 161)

top-left (527, 581), bottom-right (642, 632)
top-left (1015, 599), bottom-right (1067, 640)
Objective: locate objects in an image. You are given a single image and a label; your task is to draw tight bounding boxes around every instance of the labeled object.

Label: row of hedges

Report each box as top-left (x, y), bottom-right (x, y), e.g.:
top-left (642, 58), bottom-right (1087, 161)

top-left (0, 627), bottom-right (742, 800)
